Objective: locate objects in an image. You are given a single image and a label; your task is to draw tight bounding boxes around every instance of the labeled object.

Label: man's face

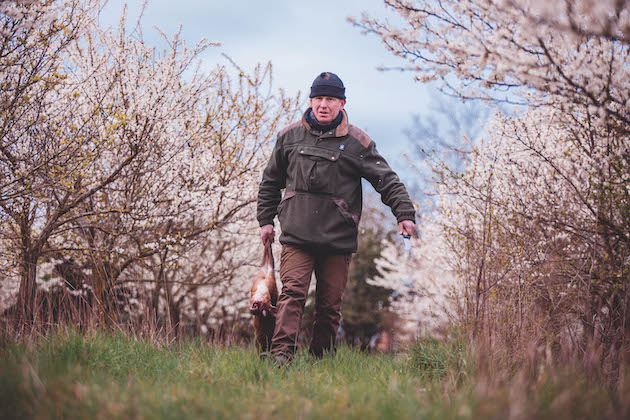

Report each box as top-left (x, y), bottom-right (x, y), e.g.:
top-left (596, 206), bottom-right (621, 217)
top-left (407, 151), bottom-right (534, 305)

top-left (309, 96), bottom-right (346, 124)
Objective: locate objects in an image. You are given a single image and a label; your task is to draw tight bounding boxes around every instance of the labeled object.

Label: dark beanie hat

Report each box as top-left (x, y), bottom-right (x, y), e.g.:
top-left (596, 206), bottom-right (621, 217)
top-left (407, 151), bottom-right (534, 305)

top-left (310, 72), bottom-right (345, 99)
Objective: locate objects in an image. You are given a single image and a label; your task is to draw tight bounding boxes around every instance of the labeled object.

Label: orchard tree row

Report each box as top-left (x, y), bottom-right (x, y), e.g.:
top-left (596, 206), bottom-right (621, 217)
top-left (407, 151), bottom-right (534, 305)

top-left (358, 0), bottom-right (629, 384)
top-left (0, 0), bottom-right (301, 334)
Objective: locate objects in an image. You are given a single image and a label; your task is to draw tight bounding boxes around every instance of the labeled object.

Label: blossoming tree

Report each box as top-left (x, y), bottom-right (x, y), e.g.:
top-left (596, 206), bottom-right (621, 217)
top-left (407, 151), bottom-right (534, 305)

top-left (0, 0), bottom-right (301, 332)
top-left (353, 0), bottom-right (629, 379)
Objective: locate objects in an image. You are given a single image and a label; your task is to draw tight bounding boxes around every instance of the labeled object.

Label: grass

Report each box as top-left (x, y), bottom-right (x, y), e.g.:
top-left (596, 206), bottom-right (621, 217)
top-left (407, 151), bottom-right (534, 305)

top-left (408, 335), bottom-right (466, 381)
top-left (0, 330), bottom-right (428, 420)
top-left (0, 329), bottom-right (626, 419)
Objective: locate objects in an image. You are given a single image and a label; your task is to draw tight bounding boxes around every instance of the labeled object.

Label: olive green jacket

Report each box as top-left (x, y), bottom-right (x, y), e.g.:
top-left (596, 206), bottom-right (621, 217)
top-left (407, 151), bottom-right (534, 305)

top-left (257, 109), bottom-right (415, 253)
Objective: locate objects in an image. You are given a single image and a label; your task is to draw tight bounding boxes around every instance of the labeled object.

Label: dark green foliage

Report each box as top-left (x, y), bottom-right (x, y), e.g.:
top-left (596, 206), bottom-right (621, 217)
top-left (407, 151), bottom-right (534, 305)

top-left (341, 226), bottom-right (396, 349)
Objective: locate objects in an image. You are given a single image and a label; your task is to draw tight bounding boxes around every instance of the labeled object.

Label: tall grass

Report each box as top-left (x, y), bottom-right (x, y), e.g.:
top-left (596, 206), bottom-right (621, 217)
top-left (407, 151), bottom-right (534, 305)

top-left (408, 334), bottom-right (467, 381)
top-left (1, 329), bottom-right (627, 419)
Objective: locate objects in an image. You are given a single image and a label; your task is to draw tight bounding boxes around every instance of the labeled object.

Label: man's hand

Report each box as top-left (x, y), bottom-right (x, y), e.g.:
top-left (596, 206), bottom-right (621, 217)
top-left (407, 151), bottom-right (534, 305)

top-left (260, 224), bottom-right (275, 244)
top-left (398, 220), bottom-right (416, 237)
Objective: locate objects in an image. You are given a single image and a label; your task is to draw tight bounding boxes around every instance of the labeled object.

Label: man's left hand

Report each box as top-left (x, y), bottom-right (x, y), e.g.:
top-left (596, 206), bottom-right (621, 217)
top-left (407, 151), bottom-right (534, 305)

top-left (398, 220), bottom-right (416, 237)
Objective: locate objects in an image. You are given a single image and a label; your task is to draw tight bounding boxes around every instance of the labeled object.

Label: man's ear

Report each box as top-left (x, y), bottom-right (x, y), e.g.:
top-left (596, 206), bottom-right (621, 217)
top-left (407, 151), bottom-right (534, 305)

top-left (340, 99), bottom-right (346, 110)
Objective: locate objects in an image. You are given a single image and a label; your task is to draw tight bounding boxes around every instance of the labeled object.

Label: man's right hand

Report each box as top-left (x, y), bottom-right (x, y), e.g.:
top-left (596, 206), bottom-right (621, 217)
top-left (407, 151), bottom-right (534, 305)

top-left (260, 224), bottom-right (275, 244)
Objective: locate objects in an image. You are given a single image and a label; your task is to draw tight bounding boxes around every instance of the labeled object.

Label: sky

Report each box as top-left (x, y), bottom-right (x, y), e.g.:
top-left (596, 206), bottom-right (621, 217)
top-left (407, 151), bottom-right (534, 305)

top-left (101, 0), bottom-right (433, 182)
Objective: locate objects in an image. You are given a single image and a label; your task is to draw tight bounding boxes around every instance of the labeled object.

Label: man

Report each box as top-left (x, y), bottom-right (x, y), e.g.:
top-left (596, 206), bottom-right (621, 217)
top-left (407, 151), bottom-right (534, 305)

top-left (257, 72), bottom-right (416, 365)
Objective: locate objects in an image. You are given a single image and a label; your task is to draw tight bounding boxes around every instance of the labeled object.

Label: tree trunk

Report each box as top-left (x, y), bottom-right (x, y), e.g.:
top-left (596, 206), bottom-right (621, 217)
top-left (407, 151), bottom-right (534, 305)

top-left (17, 251), bottom-right (40, 325)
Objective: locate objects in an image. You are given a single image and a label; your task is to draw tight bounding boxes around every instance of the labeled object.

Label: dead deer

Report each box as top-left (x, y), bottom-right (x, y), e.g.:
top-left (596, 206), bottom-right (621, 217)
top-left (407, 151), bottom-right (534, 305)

top-left (250, 239), bottom-right (278, 352)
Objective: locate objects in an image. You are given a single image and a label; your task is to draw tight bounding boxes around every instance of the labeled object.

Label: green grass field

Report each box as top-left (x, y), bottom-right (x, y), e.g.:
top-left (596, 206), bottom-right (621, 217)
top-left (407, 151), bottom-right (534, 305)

top-left (0, 330), bottom-right (626, 419)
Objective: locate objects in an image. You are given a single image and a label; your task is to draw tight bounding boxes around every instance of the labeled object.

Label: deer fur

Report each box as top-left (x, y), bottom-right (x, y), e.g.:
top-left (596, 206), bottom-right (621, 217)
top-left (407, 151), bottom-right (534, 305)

top-left (250, 240), bottom-right (278, 352)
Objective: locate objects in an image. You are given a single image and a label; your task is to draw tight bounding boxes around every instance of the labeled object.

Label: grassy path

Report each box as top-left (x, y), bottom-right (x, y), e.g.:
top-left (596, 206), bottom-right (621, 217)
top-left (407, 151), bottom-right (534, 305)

top-left (1, 331), bottom-right (437, 419)
top-left (1, 330), bottom-right (626, 419)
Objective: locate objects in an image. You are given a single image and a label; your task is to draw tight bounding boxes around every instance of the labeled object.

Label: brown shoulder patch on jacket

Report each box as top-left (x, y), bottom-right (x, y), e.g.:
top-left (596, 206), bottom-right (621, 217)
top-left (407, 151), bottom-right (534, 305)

top-left (278, 120), bottom-right (303, 138)
top-left (348, 125), bottom-right (373, 149)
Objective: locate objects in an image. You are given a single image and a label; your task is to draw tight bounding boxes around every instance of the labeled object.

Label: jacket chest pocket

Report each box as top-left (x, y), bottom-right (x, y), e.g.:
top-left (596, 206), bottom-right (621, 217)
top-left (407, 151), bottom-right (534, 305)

top-left (294, 146), bottom-right (341, 193)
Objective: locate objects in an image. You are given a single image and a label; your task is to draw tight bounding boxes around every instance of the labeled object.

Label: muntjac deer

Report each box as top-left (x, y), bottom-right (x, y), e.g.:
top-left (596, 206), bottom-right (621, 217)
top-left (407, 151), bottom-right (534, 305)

top-left (250, 240), bottom-right (278, 351)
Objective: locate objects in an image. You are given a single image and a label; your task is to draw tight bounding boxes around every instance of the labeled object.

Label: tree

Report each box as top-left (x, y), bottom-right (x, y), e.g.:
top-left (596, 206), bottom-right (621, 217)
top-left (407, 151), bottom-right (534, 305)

top-left (0, 0), bottom-right (301, 332)
top-left (350, 0), bottom-right (629, 129)
top-left (341, 215), bottom-right (395, 349)
top-left (368, 216), bottom-right (458, 339)
top-left (352, 0), bottom-right (630, 382)
top-left (1, 0), bottom-right (102, 324)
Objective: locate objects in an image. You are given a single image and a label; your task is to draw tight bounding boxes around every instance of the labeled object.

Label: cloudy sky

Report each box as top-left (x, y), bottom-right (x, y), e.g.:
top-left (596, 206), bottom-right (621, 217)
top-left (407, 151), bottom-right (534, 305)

top-left (102, 0), bottom-right (433, 180)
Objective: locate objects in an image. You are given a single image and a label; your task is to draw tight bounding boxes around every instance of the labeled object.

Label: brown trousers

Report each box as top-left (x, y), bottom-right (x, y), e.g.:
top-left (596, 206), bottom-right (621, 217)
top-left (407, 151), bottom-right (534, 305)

top-left (271, 245), bottom-right (351, 358)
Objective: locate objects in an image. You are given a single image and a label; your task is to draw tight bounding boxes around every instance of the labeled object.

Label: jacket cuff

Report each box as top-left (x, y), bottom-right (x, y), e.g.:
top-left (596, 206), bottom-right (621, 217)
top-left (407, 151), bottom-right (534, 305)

top-left (258, 219), bottom-right (274, 227)
top-left (395, 212), bottom-right (416, 224)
